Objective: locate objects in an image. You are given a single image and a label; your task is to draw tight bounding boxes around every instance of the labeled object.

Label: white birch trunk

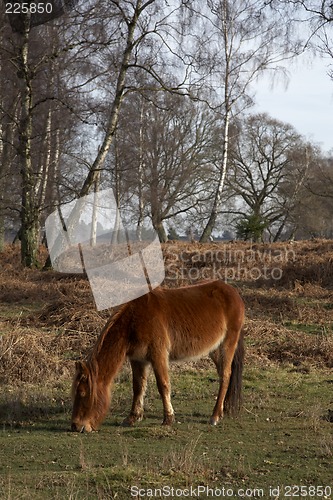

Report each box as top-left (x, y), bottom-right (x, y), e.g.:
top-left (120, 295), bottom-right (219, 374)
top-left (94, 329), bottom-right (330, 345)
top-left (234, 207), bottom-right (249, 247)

top-left (137, 99), bottom-right (144, 241)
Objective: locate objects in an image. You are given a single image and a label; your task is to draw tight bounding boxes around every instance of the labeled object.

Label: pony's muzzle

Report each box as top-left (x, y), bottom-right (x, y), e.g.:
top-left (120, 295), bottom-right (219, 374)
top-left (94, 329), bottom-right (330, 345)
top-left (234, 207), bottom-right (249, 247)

top-left (71, 422), bottom-right (85, 433)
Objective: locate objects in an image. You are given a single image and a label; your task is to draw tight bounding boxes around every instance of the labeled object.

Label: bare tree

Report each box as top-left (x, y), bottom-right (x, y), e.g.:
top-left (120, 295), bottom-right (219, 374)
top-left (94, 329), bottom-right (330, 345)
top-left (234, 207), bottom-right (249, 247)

top-left (0, 15), bottom-right (20, 250)
top-left (228, 113), bottom-right (313, 241)
top-left (266, 0), bottom-right (333, 24)
top-left (181, 0), bottom-right (299, 241)
top-left (114, 92), bottom-right (219, 241)
top-left (266, 1), bottom-right (333, 77)
top-left (285, 155), bottom-right (333, 238)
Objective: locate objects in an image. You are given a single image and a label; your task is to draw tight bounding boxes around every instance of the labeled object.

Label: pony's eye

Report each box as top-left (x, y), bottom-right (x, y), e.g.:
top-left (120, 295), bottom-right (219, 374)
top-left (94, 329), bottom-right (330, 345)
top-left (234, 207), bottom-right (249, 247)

top-left (78, 384), bottom-right (87, 398)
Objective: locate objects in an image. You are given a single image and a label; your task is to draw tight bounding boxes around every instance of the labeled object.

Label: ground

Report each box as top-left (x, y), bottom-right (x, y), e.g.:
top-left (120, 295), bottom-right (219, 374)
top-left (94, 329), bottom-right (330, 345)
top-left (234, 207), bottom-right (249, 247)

top-left (0, 240), bottom-right (332, 499)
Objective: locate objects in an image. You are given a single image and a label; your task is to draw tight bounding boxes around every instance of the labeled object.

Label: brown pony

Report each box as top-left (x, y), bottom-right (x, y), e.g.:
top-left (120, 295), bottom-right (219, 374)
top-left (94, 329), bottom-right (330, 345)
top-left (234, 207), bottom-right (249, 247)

top-left (71, 280), bottom-right (245, 432)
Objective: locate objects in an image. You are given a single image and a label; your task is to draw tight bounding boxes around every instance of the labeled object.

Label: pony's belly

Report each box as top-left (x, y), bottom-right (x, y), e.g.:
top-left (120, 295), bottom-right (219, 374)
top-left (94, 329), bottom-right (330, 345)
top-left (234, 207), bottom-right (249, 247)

top-left (169, 335), bottom-right (223, 362)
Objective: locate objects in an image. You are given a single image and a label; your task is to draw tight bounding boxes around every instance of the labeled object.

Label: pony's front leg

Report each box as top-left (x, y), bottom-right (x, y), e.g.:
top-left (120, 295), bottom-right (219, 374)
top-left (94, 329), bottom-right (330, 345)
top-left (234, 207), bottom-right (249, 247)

top-left (152, 355), bottom-right (175, 425)
top-left (123, 360), bottom-right (150, 427)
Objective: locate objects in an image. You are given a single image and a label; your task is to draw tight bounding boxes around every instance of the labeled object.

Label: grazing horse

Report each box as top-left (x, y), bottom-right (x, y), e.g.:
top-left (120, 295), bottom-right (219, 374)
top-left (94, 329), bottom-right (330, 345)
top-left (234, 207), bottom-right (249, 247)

top-left (71, 280), bottom-right (245, 432)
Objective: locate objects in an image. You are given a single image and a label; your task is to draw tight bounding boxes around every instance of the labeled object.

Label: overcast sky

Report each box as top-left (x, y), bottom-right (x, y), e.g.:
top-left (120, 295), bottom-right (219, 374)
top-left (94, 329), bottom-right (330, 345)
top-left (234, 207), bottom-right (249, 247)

top-left (252, 53), bottom-right (333, 155)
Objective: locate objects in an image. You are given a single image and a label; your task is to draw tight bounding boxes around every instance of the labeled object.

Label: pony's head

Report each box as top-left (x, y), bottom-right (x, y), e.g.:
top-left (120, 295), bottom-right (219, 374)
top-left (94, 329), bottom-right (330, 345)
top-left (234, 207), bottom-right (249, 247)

top-left (71, 360), bottom-right (100, 432)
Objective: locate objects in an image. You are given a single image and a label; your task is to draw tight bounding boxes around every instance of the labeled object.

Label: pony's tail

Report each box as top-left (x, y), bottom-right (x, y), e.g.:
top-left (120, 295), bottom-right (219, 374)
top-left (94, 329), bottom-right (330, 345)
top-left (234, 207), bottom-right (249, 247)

top-left (224, 329), bottom-right (245, 416)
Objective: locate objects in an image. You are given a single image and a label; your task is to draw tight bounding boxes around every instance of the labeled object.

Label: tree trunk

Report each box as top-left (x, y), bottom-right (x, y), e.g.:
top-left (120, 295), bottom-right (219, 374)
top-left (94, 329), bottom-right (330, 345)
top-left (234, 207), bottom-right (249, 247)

top-left (42, 128), bottom-right (61, 270)
top-left (200, 106), bottom-right (230, 242)
top-left (36, 107), bottom-right (52, 210)
top-left (0, 37), bottom-right (19, 252)
top-left (0, 101), bottom-right (19, 252)
top-left (136, 99), bottom-right (144, 240)
top-left (79, 1), bottom-right (145, 199)
top-left (153, 220), bottom-right (168, 243)
top-left (111, 133), bottom-right (122, 245)
top-left (273, 216), bottom-right (287, 242)
top-left (17, 17), bottom-right (39, 267)
top-left (90, 169), bottom-right (100, 247)
top-left (150, 158), bottom-right (167, 243)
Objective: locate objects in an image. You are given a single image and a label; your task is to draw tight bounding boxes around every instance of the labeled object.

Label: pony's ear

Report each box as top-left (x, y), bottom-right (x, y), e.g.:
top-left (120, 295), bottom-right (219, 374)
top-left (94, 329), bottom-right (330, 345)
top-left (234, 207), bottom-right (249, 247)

top-left (75, 360), bottom-right (89, 378)
top-left (75, 360), bottom-right (84, 373)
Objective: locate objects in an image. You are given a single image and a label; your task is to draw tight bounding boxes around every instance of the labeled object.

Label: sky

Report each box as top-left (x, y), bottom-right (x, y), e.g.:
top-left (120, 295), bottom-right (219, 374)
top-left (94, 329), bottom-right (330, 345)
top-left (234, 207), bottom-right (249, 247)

top-left (252, 53), bottom-right (333, 155)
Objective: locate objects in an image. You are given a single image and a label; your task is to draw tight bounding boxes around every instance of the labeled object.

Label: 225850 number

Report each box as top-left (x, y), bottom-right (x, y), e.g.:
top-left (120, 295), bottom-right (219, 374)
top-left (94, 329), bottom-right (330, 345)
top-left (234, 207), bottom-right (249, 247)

top-left (284, 485), bottom-right (332, 497)
top-left (5, 3), bottom-right (53, 14)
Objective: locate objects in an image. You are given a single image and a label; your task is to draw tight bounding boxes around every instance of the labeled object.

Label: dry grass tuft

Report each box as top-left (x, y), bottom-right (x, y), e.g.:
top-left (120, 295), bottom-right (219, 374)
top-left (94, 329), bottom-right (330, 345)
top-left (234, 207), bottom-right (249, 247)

top-left (245, 319), bottom-right (333, 368)
top-left (37, 296), bottom-right (108, 334)
top-left (0, 328), bottom-right (68, 384)
top-left (1, 240), bottom-right (333, 383)
top-left (0, 325), bottom-right (100, 384)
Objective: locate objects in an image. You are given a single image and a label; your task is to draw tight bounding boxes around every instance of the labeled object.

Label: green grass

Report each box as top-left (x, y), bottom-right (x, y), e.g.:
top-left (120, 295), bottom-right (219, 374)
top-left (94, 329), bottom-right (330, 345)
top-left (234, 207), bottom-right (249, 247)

top-left (1, 366), bottom-right (332, 499)
top-left (282, 321), bottom-right (330, 335)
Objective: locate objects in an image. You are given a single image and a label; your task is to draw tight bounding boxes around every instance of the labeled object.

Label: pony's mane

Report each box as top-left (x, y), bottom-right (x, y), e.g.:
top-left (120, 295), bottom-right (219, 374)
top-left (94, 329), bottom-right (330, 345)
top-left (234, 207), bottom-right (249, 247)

top-left (87, 362), bottom-right (98, 408)
top-left (88, 303), bottom-right (131, 363)
top-left (79, 305), bottom-right (132, 423)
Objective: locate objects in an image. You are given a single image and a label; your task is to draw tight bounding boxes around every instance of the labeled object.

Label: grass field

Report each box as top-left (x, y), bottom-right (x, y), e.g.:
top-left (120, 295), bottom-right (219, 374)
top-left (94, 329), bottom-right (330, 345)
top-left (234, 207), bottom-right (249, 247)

top-left (0, 241), bottom-right (332, 499)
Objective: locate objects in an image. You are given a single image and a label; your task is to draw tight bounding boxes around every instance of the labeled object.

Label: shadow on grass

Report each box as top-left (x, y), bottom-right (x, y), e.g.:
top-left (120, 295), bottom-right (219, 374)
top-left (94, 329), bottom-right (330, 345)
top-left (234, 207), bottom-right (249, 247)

top-left (0, 399), bottom-right (72, 432)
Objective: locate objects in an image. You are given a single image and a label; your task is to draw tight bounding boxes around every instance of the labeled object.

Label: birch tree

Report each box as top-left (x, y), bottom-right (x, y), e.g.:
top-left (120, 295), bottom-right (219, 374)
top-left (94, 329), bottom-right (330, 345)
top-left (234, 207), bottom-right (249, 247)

top-left (1, 0), bottom-right (83, 265)
top-left (4, 0), bottom-right (208, 265)
top-left (76, 0), bottom-right (157, 199)
top-left (183, 0), bottom-right (298, 241)
top-left (13, 16), bottom-right (39, 266)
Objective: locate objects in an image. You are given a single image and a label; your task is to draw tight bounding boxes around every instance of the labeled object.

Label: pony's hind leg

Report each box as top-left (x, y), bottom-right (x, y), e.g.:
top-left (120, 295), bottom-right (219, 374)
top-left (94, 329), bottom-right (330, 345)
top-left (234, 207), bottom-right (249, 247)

top-left (151, 354), bottom-right (175, 425)
top-left (209, 333), bottom-right (239, 425)
top-left (122, 360), bottom-right (150, 427)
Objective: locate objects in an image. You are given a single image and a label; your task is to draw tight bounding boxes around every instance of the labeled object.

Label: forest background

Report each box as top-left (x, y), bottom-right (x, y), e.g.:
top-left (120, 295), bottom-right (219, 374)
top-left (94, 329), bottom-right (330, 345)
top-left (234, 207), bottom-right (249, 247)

top-left (1, 0), bottom-right (333, 268)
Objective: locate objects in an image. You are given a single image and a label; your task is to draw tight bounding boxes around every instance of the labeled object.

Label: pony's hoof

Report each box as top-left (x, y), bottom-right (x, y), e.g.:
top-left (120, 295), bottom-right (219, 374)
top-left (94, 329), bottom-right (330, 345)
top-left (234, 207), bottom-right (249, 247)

top-left (122, 417), bottom-right (136, 427)
top-left (122, 414), bottom-right (143, 427)
top-left (209, 417), bottom-right (219, 426)
top-left (162, 415), bottom-right (175, 425)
